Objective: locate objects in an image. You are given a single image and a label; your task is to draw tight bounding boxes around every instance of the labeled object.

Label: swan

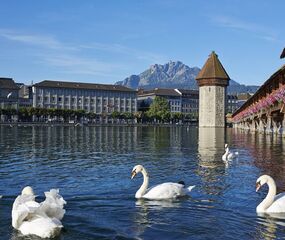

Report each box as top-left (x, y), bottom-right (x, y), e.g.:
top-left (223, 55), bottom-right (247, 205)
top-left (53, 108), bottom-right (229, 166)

top-left (256, 175), bottom-right (285, 213)
top-left (12, 186), bottom-right (66, 238)
top-left (131, 165), bottom-right (195, 200)
top-left (222, 144), bottom-right (238, 161)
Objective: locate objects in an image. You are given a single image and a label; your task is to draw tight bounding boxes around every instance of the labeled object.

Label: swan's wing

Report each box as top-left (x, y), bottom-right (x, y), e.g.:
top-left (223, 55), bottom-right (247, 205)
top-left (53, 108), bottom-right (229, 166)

top-left (143, 182), bottom-right (184, 200)
top-left (40, 189), bottom-right (66, 220)
top-left (12, 195), bottom-right (40, 229)
top-left (19, 216), bottom-right (63, 238)
top-left (267, 193), bottom-right (285, 212)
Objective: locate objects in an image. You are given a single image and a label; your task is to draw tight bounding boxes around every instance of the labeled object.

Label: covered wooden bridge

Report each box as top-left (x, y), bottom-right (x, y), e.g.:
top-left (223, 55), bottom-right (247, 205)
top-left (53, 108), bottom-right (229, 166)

top-left (232, 49), bottom-right (285, 134)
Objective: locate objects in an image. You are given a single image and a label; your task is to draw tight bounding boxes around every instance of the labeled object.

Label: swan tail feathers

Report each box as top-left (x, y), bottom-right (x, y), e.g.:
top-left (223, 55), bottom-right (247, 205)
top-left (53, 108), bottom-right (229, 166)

top-left (40, 189), bottom-right (66, 220)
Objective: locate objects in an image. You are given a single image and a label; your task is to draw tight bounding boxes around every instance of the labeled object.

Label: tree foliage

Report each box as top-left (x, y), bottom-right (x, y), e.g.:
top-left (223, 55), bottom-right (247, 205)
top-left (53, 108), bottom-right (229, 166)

top-left (146, 96), bottom-right (170, 122)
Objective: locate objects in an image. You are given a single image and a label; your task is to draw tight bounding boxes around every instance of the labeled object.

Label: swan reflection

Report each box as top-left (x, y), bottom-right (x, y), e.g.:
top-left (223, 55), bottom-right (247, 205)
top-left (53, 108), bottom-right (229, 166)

top-left (256, 213), bottom-right (285, 240)
top-left (135, 198), bottom-right (182, 210)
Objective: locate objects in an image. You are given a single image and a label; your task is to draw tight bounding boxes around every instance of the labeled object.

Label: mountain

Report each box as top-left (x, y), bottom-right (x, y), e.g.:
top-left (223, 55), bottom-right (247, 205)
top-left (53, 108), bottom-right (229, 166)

top-left (115, 61), bottom-right (259, 94)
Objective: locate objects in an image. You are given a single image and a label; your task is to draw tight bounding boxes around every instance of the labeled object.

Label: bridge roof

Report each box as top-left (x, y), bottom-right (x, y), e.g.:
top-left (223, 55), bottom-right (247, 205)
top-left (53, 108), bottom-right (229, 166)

top-left (281, 48), bottom-right (285, 59)
top-left (232, 64), bottom-right (285, 118)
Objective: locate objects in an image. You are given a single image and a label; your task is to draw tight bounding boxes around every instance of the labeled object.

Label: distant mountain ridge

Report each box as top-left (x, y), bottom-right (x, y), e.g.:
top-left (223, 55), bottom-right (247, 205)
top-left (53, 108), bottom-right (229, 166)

top-left (115, 61), bottom-right (259, 94)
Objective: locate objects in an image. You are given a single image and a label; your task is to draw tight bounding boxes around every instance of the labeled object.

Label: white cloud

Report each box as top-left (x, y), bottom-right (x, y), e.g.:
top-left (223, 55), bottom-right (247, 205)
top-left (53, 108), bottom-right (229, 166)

top-left (0, 29), bottom-right (77, 50)
top-left (42, 53), bottom-right (126, 78)
top-left (210, 15), bottom-right (278, 42)
top-left (0, 29), bottom-right (168, 80)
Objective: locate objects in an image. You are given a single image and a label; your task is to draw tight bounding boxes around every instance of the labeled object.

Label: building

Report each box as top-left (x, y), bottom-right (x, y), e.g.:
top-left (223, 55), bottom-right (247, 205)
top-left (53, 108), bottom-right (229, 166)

top-left (32, 80), bottom-right (137, 115)
top-left (0, 78), bottom-right (19, 109)
top-left (177, 89), bottom-right (199, 115)
top-left (17, 83), bottom-right (33, 108)
top-left (196, 51), bottom-right (230, 127)
top-left (138, 88), bottom-right (181, 113)
top-left (236, 93), bottom-right (253, 109)
top-left (227, 94), bottom-right (238, 114)
top-left (137, 88), bottom-right (199, 116)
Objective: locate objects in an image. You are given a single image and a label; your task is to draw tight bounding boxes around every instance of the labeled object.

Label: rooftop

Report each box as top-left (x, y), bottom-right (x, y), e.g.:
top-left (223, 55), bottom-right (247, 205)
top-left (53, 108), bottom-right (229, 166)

top-left (0, 78), bottom-right (19, 90)
top-left (196, 51), bottom-right (230, 80)
top-left (281, 48), bottom-right (285, 59)
top-left (138, 88), bottom-right (181, 97)
top-left (34, 80), bottom-right (136, 92)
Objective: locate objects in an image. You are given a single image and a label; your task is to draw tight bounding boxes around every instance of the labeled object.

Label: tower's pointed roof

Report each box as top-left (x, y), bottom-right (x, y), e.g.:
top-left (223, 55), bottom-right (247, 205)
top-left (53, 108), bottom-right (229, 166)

top-left (196, 51), bottom-right (230, 80)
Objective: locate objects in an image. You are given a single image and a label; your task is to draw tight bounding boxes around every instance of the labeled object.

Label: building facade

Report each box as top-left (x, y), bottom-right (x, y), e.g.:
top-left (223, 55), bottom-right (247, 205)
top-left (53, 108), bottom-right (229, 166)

top-left (196, 51), bottom-right (230, 127)
top-left (137, 88), bottom-right (199, 116)
top-left (178, 89), bottom-right (199, 115)
top-left (227, 94), bottom-right (238, 114)
top-left (0, 78), bottom-right (19, 109)
top-left (33, 80), bottom-right (137, 114)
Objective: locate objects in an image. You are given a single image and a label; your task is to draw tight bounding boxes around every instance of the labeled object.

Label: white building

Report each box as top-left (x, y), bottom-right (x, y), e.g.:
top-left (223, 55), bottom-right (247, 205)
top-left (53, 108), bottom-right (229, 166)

top-left (33, 80), bottom-right (137, 114)
top-left (137, 88), bottom-right (199, 115)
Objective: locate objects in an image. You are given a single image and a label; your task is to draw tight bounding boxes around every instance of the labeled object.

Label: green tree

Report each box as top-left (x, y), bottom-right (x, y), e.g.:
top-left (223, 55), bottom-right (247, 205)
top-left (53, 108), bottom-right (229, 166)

top-left (171, 112), bottom-right (183, 122)
top-left (146, 96), bottom-right (170, 123)
top-left (111, 111), bottom-right (120, 120)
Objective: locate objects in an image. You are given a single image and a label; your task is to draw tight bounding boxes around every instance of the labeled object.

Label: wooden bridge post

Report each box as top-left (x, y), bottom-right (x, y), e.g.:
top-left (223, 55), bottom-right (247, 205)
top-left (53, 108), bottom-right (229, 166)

top-left (282, 117), bottom-right (285, 137)
top-left (265, 116), bottom-right (272, 134)
top-left (250, 120), bottom-right (256, 132)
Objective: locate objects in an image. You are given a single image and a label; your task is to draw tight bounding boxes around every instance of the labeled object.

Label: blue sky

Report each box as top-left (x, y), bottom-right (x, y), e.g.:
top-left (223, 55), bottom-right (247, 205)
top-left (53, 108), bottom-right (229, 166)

top-left (0, 0), bottom-right (283, 86)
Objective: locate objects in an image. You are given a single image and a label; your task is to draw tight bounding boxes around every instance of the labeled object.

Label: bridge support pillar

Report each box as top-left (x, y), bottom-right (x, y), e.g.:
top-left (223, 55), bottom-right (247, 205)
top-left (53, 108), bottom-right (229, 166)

top-left (256, 119), bottom-right (263, 133)
top-left (272, 119), bottom-right (281, 135)
top-left (282, 117), bottom-right (285, 137)
top-left (265, 116), bottom-right (272, 134)
top-left (250, 120), bottom-right (256, 132)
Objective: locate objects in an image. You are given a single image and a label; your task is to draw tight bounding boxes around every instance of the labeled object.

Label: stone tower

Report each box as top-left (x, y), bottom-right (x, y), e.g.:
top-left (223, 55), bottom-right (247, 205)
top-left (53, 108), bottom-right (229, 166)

top-left (196, 51), bottom-right (230, 127)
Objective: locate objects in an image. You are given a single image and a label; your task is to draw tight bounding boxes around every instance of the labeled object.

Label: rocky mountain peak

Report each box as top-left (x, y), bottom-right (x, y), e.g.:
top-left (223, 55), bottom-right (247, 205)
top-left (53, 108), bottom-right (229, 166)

top-left (115, 61), bottom-right (259, 93)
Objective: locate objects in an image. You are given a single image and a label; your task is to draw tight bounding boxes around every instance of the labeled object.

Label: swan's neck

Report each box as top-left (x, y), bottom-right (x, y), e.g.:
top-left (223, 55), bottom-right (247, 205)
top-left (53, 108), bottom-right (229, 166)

top-left (257, 178), bottom-right (276, 212)
top-left (135, 168), bottom-right (149, 198)
top-left (222, 148), bottom-right (229, 160)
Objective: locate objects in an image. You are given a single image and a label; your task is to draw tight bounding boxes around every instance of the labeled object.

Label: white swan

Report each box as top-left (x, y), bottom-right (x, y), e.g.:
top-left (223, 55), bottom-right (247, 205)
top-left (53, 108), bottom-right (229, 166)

top-left (222, 144), bottom-right (238, 161)
top-left (131, 165), bottom-right (195, 200)
top-left (12, 186), bottom-right (66, 238)
top-left (256, 175), bottom-right (285, 213)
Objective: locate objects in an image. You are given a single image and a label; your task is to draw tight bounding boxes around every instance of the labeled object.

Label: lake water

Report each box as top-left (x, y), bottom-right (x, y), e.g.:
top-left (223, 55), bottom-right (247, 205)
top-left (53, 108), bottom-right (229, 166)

top-left (1, 125), bottom-right (285, 239)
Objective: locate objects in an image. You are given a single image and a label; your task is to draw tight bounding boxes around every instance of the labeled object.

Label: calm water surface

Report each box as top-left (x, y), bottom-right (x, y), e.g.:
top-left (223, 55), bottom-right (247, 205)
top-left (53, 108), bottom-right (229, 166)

top-left (1, 125), bottom-right (285, 239)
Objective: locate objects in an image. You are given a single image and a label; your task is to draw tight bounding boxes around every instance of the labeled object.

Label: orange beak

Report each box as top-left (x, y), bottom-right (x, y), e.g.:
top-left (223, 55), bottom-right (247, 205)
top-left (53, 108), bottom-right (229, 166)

top-left (131, 170), bottom-right (136, 179)
top-left (256, 182), bottom-right (261, 192)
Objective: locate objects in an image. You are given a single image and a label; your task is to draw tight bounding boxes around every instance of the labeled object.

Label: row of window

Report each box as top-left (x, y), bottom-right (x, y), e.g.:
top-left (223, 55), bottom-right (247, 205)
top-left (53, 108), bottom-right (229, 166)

top-left (37, 96), bottom-right (136, 105)
top-left (182, 104), bottom-right (198, 108)
top-left (39, 88), bottom-right (136, 98)
top-left (37, 104), bottom-right (136, 112)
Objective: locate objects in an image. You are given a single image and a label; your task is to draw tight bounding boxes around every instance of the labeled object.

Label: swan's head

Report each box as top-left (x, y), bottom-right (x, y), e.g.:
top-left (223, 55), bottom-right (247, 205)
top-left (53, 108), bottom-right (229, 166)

top-left (21, 186), bottom-right (35, 196)
top-left (131, 165), bottom-right (144, 179)
top-left (225, 143), bottom-right (228, 149)
top-left (256, 175), bottom-right (273, 192)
